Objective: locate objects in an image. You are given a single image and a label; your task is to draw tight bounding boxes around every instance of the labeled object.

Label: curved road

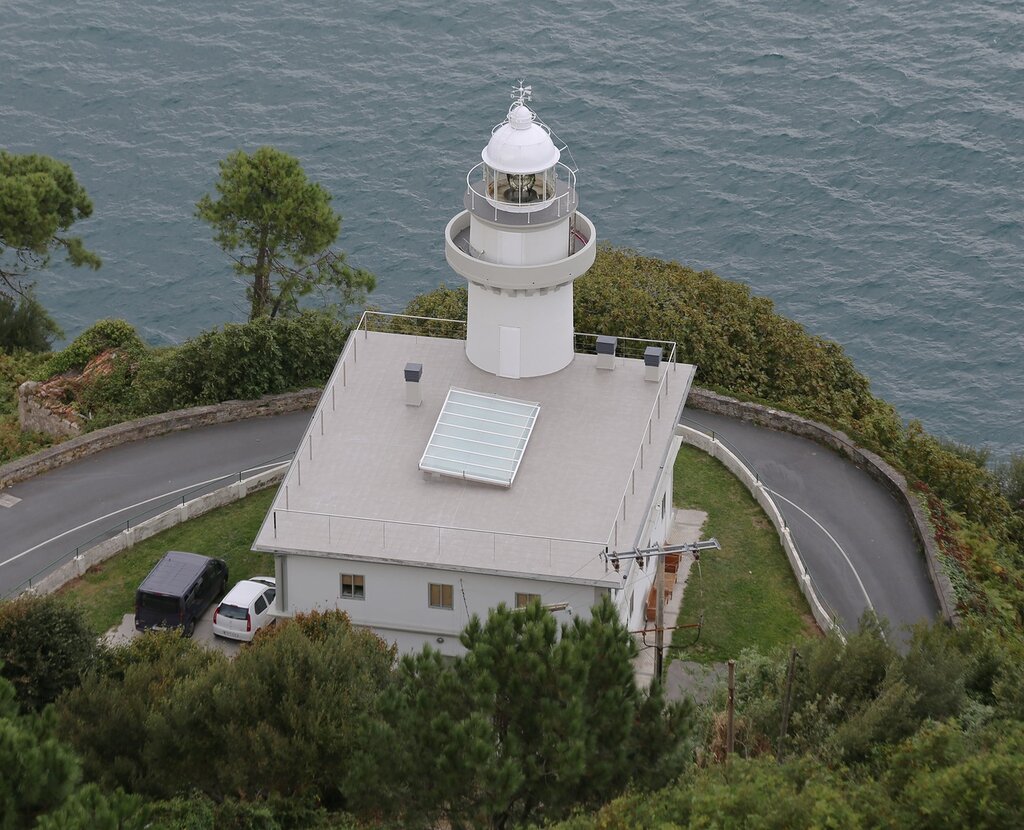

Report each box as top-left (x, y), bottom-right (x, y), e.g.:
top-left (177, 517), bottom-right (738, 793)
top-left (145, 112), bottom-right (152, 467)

top-left (2, 409), bottom-right (940, 641)
top-left (0, 412), bottom-right (310, 597)
top-left (683, 411), bottom-right (939, 641)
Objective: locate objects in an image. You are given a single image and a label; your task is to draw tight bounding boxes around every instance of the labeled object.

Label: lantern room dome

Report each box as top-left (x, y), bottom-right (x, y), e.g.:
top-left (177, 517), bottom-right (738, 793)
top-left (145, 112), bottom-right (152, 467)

top-left (481, 104), bottom-right (561, 175)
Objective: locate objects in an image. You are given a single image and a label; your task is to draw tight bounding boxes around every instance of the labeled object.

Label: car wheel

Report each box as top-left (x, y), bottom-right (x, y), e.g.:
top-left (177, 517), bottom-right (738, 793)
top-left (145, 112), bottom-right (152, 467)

top-left (183, 618), bottom-right (196, 638)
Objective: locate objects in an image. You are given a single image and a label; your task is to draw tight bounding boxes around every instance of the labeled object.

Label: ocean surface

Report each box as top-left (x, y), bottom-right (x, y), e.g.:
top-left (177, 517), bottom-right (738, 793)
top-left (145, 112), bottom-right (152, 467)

top-left (3, 0), bottom-right (1022, 457)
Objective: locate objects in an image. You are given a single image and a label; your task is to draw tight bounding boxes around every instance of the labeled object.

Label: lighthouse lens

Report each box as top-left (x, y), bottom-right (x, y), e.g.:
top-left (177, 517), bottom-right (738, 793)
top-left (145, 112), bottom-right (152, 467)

top-left (504, 172), bottom-right (538, 203)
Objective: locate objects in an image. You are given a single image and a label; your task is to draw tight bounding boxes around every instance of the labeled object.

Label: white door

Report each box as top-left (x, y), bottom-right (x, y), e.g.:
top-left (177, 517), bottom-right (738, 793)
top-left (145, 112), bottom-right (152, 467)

top-left (498, 326), bottom-right (521, 379)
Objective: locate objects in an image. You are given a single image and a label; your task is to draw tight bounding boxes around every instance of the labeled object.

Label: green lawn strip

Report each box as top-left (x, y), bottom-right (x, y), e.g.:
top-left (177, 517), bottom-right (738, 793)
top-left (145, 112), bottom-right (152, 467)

top-left (670, 444), bottom-right (816, 664)
top-left (58, 488), bottom-right (277, 635)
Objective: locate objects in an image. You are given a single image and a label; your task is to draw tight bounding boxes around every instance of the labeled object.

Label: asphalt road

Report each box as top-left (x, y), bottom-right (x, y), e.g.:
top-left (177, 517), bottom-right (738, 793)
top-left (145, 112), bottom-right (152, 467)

top-left (2, 407), bottom-right (940, 645)
top-left (682, 411), bottom-right (939, 640)
top-left (0, 412), bottom-right (311, 597)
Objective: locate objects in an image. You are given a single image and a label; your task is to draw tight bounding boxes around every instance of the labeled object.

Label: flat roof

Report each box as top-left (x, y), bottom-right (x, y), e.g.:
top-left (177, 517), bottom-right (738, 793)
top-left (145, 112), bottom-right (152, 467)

top-left (254, 330), bottom-right (694, 587)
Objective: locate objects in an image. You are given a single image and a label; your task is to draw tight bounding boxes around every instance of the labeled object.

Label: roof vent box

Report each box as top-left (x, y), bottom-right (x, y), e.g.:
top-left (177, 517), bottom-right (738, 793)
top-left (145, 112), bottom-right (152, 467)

top-left (644, 346), bottom-right (662, 382)
top-left (596, 335), bottom-right (617, 370)
top-left (405, 362), bottom-right (423, 407)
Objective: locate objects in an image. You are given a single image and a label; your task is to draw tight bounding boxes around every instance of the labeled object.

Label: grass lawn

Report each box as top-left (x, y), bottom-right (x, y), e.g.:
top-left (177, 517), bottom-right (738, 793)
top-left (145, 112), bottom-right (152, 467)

top-left (58, 488), bottom-right (277, 635)
top-left (670, 444), bottom-right (817, 664)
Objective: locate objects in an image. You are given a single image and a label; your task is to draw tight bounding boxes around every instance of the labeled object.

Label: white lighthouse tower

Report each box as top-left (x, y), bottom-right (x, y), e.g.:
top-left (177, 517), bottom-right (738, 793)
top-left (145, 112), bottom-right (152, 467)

top-left (444, 84), bottom-right (597, 378)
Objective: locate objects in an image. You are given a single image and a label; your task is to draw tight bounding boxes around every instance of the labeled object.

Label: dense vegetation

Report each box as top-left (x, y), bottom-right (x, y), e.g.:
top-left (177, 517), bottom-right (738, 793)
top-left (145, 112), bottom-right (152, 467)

top-left (552, 619), bottom-right (1024, 829)
top-left (0, 311), bottom-right (350, 450)
top-left (1, 601), bottom-right (686, 829)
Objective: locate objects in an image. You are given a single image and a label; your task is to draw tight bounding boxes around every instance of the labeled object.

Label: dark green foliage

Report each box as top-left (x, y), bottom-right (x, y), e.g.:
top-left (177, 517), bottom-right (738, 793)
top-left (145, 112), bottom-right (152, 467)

top-left (56, 632), bottom-right (222, 791)
top-left (0, 151), bottom-right (100, 297)
top-left (554, 625), bottom-right (1024, 830)
top-left (994, 452), bottom-right (1024, 508)
top-left (0, 594), bottom-right (97, 711)
top-left (142, 310), bottom-right (349, 410)
top-left (196, 146), bottom-right (374, 320)
top-left (902, 421), bottom-right (1010, 529)
top-left (16, 312), bottom-right (348, 433)
top-left (348, 598), bottom-right (692, 829)
top-left (0, 349), bottom-right (53, 463)
top-left (57, 613), bottom-right (394, 804)
top-left (42, 318), bottom-right (144, 378)
top-left (33, 784), bottom-right (149, 830)
top-left (0, 673), bottom-right (82, 830)
top-left (0, 290), bottom-right (63, 353)
top-left (145, 793), bottom-right (360, 830)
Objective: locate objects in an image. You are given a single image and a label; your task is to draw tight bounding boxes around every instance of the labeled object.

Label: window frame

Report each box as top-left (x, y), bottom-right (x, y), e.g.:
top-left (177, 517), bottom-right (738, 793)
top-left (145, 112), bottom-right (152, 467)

top-left (515, 592), bottom-right (542, 609)
top-left (428, 582), bottom-right (454, 610)
top-left (340, 573), bottom-right (366, 601)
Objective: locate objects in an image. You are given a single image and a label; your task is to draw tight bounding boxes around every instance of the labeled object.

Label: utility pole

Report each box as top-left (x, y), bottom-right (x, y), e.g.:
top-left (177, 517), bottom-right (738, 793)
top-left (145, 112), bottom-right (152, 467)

top-left (777, 646), bottom-right (799, 762)
top-left (654, 548), bottom-right (665, 683)
top-left (726, 658), bottom-right (736, 758)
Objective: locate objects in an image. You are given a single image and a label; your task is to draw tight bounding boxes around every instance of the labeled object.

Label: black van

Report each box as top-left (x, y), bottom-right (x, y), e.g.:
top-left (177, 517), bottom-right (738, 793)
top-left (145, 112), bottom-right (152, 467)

top-left (134, 551), bottom-right (228, 637)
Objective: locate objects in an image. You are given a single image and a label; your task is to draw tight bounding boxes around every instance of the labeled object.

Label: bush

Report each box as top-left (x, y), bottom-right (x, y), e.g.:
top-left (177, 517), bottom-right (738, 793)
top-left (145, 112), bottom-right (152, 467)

top-left (42, 318), bottom-right (143, 378)
top-left (58, 612), bottom-right (394, 804)
top-left (142, 310), bottom-right (349, 411)
top-left (0, 290), bottom-right (63, 353)
top-left (994, 453), bottom-right (1024, 509)
top-left (0, 595), bottom-right (97, 711)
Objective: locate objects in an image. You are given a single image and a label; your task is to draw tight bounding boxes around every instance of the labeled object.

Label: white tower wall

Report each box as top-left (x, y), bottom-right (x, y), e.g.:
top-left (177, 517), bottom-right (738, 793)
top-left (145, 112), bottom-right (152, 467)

top-left (470, 216), bottom-right (571, 266)
top-left (465, 279), bottom-right (575, 378)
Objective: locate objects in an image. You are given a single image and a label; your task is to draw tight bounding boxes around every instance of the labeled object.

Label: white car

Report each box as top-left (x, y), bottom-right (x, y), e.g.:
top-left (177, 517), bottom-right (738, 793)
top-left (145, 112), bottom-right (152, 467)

top-left (212, 576), bottom-right (277, 642)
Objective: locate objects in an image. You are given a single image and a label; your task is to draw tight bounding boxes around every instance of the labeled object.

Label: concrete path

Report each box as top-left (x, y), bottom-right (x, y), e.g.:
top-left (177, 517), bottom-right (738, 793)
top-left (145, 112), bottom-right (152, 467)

top-left (682, 410), bottom-right (939, 642)
top-left (0, 412), bottom-right (310, 596)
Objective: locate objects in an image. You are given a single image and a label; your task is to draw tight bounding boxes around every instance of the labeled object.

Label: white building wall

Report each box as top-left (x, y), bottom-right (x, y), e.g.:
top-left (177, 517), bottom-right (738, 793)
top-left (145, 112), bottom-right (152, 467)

top-left (276, 555), bottom-right (602, 657)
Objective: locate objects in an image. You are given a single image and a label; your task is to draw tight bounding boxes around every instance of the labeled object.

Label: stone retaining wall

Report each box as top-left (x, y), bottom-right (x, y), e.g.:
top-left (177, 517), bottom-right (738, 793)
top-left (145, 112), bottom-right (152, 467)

top-left (687, 388), bottom-right (959, 625)
top-left (1, 389), bottom-right (319, 489)
top-left (17, 381), bottom-right (82, 439)
top-left (24, 466), bottom-right (286, 598)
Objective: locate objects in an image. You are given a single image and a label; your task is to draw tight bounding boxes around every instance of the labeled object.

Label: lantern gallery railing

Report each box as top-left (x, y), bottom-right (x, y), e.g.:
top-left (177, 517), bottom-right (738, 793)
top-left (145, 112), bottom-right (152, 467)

top-left (464, 162), bottom-right (579, 225)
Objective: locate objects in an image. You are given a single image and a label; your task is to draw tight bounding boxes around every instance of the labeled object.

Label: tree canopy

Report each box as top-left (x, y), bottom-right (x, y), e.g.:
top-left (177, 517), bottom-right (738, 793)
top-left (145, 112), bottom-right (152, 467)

top-left (0, 151), bottom-right (100, 297)
top-left (196, 146), bottom-right (375, 321)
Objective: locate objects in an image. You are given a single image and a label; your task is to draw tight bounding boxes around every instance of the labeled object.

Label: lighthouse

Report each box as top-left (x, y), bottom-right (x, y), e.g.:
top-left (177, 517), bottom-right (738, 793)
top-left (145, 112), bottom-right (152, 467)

top-left (444, 84), bottom-right (597, 378)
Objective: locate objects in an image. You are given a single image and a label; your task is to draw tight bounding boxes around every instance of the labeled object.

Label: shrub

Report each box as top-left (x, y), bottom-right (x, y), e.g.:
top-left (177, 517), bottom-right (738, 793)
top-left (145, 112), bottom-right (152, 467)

top-left (41, 318), bottom-right (143, 378)
top-left (0, 290), bottom-right (63, 353)
top-left (147, 310), bottom-right (349, 410)
top-left (0, 594), bottom-right (97, 711)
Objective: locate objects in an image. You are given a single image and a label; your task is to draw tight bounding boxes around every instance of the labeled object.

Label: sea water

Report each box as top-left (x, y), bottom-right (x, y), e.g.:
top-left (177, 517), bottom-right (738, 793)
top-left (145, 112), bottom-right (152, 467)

top-left (3, 0), bottom-right (1021, 456)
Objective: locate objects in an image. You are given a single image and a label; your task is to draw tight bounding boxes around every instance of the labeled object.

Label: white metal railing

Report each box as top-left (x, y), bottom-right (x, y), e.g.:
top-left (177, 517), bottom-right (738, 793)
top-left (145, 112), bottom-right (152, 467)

top-left (269, 507), bottom-right (608, 577)
top-left (602, 340), bottom-right (680, 556)
top-left (465, 162), bottom-right (578, 222)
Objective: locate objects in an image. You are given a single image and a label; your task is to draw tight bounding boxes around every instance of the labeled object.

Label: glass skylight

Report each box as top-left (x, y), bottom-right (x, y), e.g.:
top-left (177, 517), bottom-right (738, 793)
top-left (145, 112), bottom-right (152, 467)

top-left (419, 388), bottom-right (540, 487)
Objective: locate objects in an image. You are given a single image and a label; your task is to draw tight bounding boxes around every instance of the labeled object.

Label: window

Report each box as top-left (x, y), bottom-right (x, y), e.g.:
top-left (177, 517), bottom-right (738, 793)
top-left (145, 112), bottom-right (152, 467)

top-left (429, 583), bottom-right (454, 609)
top-left (254, 595), bottom-right (267, 615)
top-left (340, 574), bottom-right (365, 600)
top-left (515, 592), bottom-right (541, 608)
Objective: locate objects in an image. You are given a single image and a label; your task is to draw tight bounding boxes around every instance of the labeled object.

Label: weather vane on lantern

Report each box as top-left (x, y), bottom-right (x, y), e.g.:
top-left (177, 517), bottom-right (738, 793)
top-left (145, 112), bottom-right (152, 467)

top-left (510, 80), bottom-right (533, 107)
